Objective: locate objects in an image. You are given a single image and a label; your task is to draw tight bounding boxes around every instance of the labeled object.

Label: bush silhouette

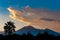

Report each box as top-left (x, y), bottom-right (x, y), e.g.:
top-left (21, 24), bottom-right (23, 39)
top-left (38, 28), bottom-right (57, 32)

top-left (4, 21), bottom-right (16, 35)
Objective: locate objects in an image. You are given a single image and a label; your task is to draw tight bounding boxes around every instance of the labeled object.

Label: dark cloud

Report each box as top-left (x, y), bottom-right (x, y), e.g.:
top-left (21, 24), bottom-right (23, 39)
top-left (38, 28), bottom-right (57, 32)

top-left (40, 18), bottom-right (60, 22)
top-left (40, 18), bottom-right (55, 21)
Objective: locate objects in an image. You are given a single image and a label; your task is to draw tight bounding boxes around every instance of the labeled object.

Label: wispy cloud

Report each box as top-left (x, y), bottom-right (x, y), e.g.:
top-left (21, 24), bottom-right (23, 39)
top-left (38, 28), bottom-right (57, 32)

top-left (7, 6), bottom-right (60, 32)
top-left (40, 18), bottom-right (60, 22)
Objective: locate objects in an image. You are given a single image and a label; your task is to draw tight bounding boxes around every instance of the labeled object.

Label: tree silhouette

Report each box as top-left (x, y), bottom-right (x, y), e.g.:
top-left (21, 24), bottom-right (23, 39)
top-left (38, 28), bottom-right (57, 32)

top-left (4, 21), bottom-right (16, 35)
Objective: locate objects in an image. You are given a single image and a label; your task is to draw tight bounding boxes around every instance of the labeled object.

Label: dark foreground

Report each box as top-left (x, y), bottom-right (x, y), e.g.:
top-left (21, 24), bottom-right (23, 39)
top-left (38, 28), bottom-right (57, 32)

top-left (0, 33), bottom-right (60, 40)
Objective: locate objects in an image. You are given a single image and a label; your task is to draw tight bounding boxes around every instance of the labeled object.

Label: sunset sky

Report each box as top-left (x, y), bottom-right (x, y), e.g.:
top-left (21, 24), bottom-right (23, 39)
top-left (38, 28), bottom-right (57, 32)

top-left (0, 0), bottom-right (60, 32)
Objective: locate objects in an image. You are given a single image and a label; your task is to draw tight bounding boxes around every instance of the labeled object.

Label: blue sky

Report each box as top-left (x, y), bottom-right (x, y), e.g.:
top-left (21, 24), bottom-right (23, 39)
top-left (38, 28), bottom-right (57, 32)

top-left (0, 0), bottom-right (59, 15)
top-left (0, 0), bottom-right (60, 32)
top-left (0, 0), bottom-right (60, 10)
top-left (0, 0), bottom-right (60, 15)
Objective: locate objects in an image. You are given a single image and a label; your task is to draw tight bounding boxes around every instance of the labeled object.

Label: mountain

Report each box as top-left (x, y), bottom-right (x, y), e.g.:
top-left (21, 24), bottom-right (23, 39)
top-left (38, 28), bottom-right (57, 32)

top-left (15, 26), bottom-right (60, 36)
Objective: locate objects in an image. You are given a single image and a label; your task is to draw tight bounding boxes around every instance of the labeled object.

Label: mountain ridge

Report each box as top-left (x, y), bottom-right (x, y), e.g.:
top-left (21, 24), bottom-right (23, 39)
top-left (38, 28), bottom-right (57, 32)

top-left (15, 26), bottom-right (60, 36)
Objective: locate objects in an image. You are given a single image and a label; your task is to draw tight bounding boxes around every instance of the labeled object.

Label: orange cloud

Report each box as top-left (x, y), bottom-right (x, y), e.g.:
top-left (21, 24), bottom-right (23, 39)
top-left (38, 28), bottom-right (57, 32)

top-left (7, 6), bottom-right (60, 32)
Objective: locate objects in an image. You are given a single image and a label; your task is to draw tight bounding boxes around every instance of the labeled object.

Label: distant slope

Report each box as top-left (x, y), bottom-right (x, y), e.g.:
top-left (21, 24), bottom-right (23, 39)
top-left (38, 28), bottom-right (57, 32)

top-left (15, 26), bottom-right (60, 36)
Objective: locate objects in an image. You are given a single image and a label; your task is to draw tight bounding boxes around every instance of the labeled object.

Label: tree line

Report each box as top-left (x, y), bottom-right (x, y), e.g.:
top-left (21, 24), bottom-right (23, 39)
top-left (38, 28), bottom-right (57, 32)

top-left (0, 32), bottom-right (60, 40)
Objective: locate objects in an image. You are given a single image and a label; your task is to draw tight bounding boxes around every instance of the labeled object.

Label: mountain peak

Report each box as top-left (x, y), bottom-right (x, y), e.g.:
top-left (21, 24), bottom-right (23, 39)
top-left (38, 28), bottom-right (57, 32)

top-left (17, 26), bottom-right (37, 32)
top-left (21, 26), bottom-right (36, 29)
top-left (15, 26), bottom-right (60, 36)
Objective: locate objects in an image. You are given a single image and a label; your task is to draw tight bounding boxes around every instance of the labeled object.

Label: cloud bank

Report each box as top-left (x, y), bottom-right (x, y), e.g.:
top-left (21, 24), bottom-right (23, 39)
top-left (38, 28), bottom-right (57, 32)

top-left (8, 6), bottom-right (60, 32)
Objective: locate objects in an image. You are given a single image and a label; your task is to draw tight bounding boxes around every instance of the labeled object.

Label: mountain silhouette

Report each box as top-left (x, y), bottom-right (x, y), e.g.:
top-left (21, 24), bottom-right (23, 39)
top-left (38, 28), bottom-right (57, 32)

top-left (15, 26), bottom-right (60, 36)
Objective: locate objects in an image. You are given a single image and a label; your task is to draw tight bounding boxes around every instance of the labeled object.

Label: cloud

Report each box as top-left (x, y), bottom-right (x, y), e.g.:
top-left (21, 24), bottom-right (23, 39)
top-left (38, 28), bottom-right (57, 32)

top-left (7, 6), bottom-right (60, 32)
top-left (40, 18), bottom-right (60, 22)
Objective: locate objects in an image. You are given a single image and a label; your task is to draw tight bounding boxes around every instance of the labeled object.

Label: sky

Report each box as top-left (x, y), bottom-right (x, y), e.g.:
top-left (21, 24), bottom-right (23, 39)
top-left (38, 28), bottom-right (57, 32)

top-left (0, 0), bottom-right (60, 32)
